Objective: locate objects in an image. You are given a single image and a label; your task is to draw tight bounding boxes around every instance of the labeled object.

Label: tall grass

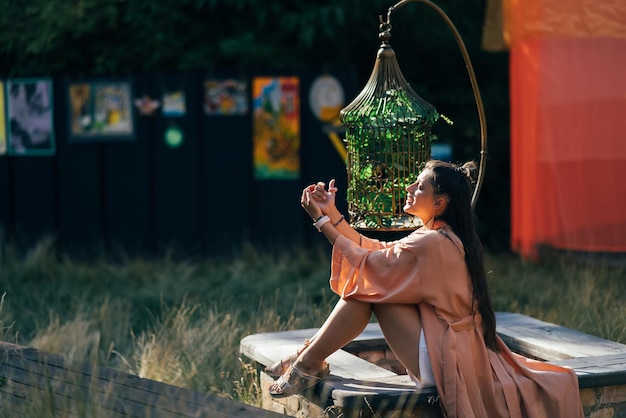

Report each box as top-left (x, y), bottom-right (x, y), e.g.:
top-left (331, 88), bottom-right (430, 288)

top-left (0, 237), bottom-right (337, 404)
top-left (487, 251), bottom-right (626, 342)
top-left (1, 237), bottom-right (625, 411)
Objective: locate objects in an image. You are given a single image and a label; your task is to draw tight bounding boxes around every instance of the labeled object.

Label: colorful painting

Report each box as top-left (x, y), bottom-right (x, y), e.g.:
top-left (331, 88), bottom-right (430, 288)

top-left (162, 90), bottom-right (186, 117)
top-left (68, 80), bottom-right (134, 141)
top-left (6, 78), bottom-right (55, 156)
top-left (0, 81), bottom-right (6, 155)
top-left (203, 79), bottom-right (248, 116)
top-left (252, 77), bottom-right (300, 180)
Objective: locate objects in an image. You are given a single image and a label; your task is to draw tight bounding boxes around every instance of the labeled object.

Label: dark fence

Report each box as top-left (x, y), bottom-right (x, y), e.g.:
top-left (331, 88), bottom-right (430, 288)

top-left (0, 68), bottom-right (359, 258)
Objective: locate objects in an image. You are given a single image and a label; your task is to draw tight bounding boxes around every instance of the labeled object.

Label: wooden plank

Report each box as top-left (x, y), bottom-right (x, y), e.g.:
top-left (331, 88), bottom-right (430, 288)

top-left (0, 342), bottom-right (288, 418)
top-left (244, 317), bottom-right (626, 376)
top-left (321, 374), bottom-right (439, 410)
top-left (11, 157), bottom-right (57, 246)
top-left (54, 98), bottom-right (103, 256)
top-left (101, 124), bottom-right (153, 255)
top-left (495, 312), bottom-right (626, 361)
top-left (244, 314), bottom-right (626, 369)
top-left (2, 364), bottom-right (197, 418)
top-left (1, 377), bottom-right (122, 418)
top-left (201, 109), bottom-right (254, 247)
top-left (243, 325), bottom-right (433, 412)
top-left (56, 148), bottom-right (103, 255)
top-left (152, 74), bottom-right (203, 255)
top-left (554, 353), bottom-right (626, 389)
top-left (240, 325), bottom-right (397, 381)
top-left (0, 157), bottom-right (11, 239)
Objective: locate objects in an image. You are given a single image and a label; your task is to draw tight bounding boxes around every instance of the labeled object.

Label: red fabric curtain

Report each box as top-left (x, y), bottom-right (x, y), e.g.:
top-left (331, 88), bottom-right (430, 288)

top-left (505, 0), bottom-right (626, 257)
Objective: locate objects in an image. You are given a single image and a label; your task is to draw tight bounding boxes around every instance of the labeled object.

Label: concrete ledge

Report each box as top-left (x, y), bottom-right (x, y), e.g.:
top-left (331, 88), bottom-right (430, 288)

top-left (241, 312), bottom-right (626, 417)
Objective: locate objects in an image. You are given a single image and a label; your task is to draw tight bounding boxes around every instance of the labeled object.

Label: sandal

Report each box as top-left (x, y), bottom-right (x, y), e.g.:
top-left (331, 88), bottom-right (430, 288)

top-left (265, 355), bottom-right (330, 380)
top-left (265, 339), bottom-right (313, 378)
top-left (265, 352), bottom-right (300, 378)
top-left (268, 365), bottom-right (331, 398)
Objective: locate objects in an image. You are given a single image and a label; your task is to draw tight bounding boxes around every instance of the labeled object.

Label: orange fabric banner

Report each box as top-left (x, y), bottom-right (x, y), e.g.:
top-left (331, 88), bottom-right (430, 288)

top-left (504, 0), bottom-right (626, 44)
top-left (506, 0), bottom-right (626, 257)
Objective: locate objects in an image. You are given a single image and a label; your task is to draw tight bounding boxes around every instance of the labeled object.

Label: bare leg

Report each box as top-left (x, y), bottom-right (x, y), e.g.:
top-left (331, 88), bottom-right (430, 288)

top-left (293, 298), bottom-right (373, 374)
top-left (373, 303), bottom-right (422, 379)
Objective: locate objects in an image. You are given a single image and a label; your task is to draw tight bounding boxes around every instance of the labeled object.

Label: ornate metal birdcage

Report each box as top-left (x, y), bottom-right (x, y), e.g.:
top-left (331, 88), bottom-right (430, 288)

top-left (340, 0), bottom-right (488, 232)
top-left (340, 22), bottom-right (438, 231)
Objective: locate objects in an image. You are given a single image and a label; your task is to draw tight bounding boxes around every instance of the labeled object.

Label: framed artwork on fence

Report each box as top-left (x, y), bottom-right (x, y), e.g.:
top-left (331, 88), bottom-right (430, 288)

top-left (0, 81), bottom-right (6, 155)
top-left (161, 90), bottom-right (186, 117)
top-left (5, 78), bottom-right (56, 156)
top-left (203, 79), bottom-right (248, 116)
top-left (252, 76), bottom-right (300, 180)
top-left (68, 80), bottom-right (135, 141)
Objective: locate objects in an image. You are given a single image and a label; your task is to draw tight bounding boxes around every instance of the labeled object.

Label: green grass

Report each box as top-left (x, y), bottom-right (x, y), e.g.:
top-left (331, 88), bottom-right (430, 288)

top-left (1, 236), bottom-right (625, 413)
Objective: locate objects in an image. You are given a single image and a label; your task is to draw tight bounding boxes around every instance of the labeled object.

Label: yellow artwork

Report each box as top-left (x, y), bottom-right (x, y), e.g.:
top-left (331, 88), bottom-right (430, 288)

top-left (68, 81), bottom-right (134, 141)
top-left (252, 77), bottom-right (300, 180)
top-left (0, 82), bottom-right (6, 155)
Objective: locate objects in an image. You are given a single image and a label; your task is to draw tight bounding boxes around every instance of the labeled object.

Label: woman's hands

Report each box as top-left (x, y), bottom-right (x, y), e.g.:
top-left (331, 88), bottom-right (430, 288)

top-left (301, 179), bottom-right (337, 220)
top-left (301, 179), bottom-right (360, 245)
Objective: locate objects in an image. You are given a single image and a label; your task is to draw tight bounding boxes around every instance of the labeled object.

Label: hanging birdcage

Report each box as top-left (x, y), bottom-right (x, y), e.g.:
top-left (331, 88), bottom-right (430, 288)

top-left (340, 0), bottom-right (487, 232)
top-left (340, 21), bottom-right (438, 231)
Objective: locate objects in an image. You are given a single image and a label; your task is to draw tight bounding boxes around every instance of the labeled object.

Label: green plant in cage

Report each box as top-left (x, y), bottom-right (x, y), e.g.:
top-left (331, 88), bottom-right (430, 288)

top-left (340, 19), bottom-right (440, 232)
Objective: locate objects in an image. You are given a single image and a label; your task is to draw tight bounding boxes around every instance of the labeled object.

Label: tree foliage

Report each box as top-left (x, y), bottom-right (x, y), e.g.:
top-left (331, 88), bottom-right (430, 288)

top-left (1, 0), bottom-right (491, 76)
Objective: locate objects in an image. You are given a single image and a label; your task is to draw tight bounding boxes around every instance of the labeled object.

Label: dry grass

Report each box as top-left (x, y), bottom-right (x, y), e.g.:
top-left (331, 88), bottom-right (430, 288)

top-left (0, 237), bottom-right (624, 415)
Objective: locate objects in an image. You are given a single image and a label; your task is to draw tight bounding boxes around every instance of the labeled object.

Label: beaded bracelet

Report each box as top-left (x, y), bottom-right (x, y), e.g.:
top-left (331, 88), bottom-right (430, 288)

top-left (332, 215), bottom-right (345, 227)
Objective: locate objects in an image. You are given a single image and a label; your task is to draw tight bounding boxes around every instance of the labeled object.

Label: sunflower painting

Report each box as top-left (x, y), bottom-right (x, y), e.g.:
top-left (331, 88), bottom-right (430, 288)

top-left (252, 77), bottom-right (300, 180)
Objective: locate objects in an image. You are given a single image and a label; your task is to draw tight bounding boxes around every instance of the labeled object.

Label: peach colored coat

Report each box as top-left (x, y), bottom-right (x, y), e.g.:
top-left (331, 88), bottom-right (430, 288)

top-left (330, 225), bottom-right (584, 418)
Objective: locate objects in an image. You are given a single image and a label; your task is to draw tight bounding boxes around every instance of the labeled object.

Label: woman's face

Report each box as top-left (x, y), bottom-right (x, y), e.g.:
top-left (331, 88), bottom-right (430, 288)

top-left (403, 169), bottom-right (437, 222)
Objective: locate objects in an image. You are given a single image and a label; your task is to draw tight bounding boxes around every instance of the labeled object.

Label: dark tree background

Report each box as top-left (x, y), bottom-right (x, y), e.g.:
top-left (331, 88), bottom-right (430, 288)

top-left (0, 0), bottom-right (511, 251)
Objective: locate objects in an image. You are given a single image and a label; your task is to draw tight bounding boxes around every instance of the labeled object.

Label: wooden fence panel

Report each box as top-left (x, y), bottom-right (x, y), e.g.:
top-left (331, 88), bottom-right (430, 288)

top-left (151, 73), bottom-right (205, 254)
top-left (202, 100), bottom-right (253, 249)
top-left (56, 142), bottom-right (103, 255)
top-left (54, 78), bottom-right (104, 256)
top-left (11, 157), bottom-right (57, 247)
top-left (0, 68), bottom-right (357, 257)
top-left (101, 139), bottom-right (154, 256)
top-left (0, 158), bottom-right (11, 240)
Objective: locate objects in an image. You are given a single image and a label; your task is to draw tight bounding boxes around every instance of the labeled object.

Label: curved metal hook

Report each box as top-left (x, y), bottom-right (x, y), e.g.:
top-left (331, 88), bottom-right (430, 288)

top-left (386, 0), bottom-right (488, 208)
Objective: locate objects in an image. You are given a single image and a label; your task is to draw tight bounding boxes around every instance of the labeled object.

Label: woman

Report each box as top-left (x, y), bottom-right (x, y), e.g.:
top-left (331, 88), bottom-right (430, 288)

top-left (268, 160), bottom-right (583, 417)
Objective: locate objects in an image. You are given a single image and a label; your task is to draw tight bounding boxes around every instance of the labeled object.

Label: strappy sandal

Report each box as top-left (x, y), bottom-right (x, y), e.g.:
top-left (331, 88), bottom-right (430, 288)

top-left (265, 339), bottom-right (313, 378)
top-left (268, 365), bottom-right (331, 398)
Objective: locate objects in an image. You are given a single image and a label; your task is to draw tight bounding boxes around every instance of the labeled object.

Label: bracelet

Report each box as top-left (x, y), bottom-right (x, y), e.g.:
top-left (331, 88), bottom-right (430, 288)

top-left (313, 215), bottom-right (331, 232)
top-left (332, 215), bottom-right (345, 227)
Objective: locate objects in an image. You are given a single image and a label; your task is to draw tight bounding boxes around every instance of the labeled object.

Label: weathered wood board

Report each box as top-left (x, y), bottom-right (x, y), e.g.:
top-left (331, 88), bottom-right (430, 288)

top-left (0, 341), bottom-right (287, 418)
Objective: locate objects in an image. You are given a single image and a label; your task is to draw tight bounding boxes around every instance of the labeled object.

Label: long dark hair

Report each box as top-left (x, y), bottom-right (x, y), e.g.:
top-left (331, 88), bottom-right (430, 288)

top-left (425, 160), bottom-right (498, 351)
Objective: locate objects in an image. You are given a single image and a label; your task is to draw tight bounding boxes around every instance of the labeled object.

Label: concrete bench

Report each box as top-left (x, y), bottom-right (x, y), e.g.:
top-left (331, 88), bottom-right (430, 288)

top-left (0, 341), bottom-right (288, 418)
top-left (240, 312), bottom-right (626, 417)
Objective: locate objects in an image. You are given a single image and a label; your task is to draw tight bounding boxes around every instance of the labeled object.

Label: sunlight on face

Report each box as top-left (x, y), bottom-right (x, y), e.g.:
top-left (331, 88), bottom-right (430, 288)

top-left (403, 169), bottom-right (436, 221)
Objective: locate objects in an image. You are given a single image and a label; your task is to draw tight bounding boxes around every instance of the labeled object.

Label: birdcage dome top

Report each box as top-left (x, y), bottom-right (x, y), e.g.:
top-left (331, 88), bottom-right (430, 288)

top-left (340, 30), bottom-right (438, 129)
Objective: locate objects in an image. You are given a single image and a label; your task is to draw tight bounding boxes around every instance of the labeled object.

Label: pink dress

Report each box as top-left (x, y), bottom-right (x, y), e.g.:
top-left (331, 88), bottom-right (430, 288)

top-left (330, 225), bottom-right (584, 418)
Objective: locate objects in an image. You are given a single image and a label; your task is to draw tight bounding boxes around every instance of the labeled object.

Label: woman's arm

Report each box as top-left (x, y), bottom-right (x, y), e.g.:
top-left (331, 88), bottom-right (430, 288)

top-left (301, 180), bottom-right (362, 245)
top-left (319, 205), bottom-right (362, 245)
